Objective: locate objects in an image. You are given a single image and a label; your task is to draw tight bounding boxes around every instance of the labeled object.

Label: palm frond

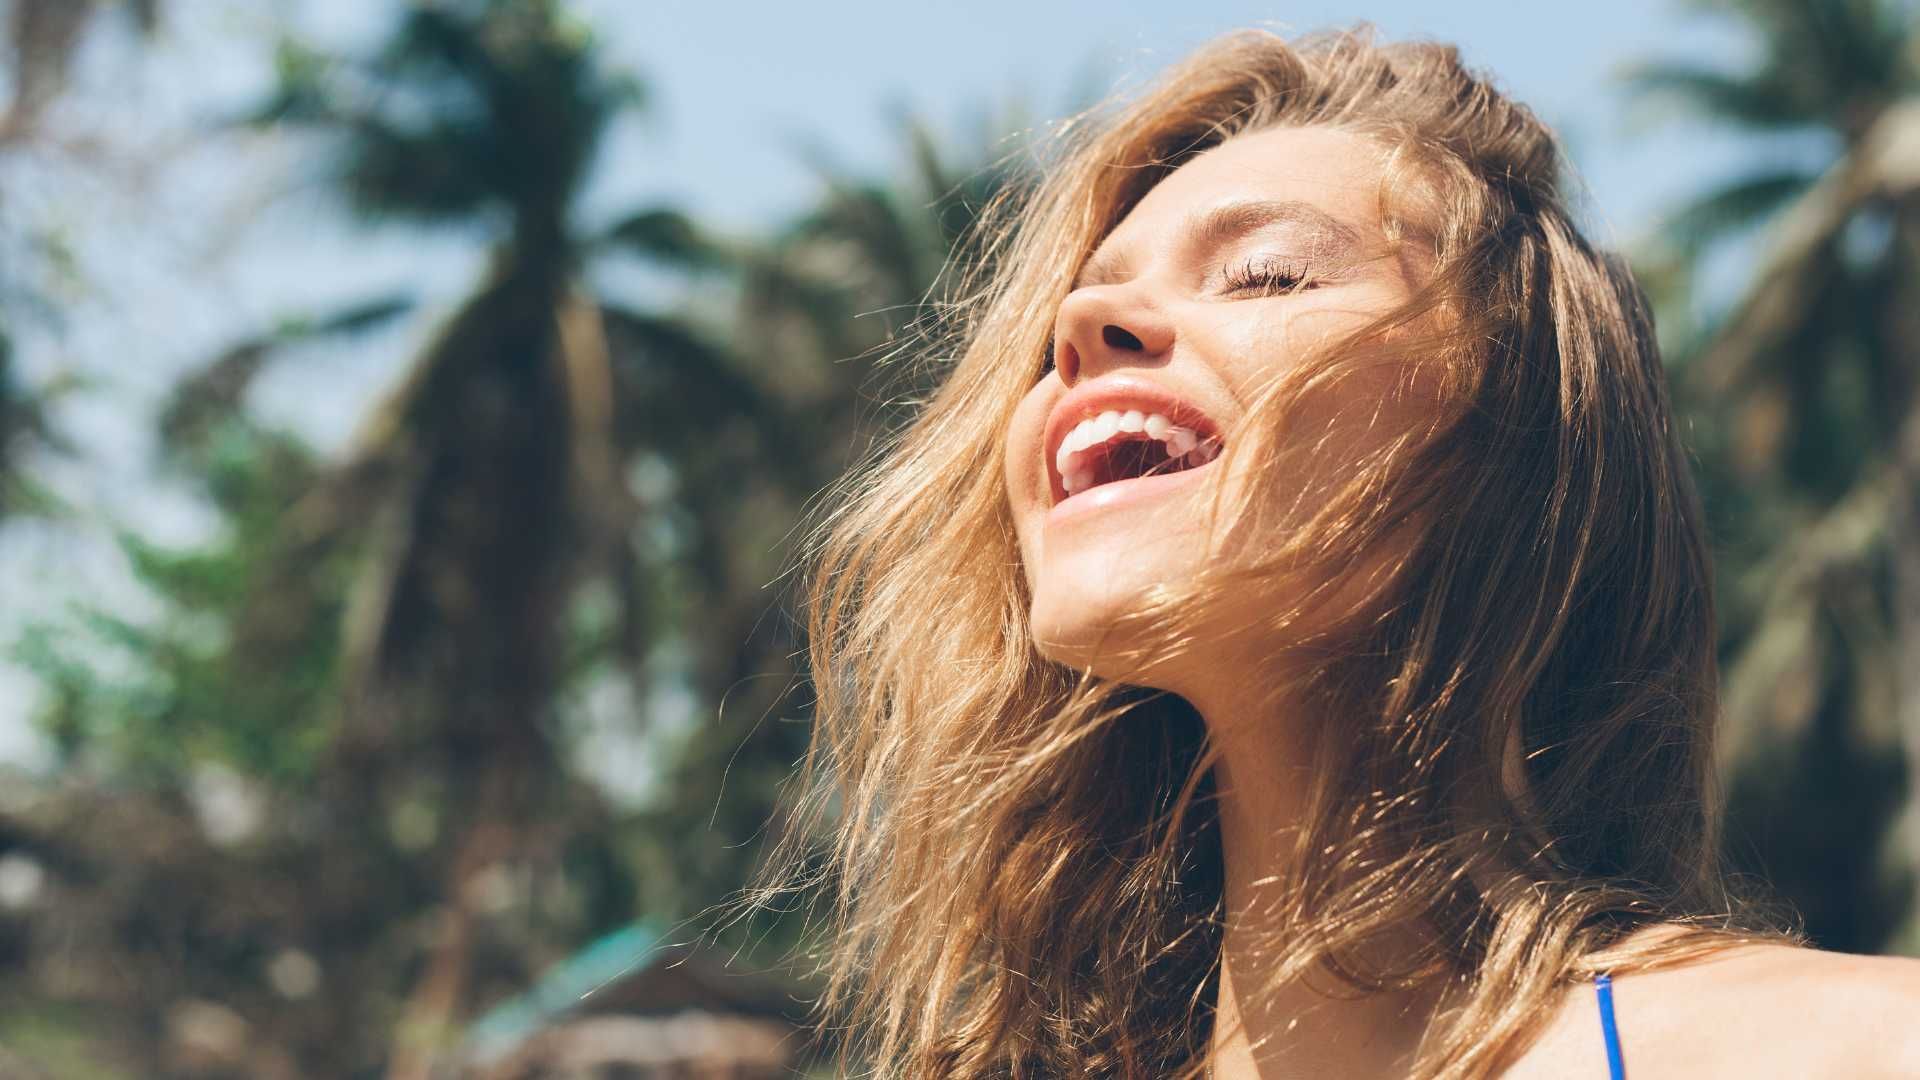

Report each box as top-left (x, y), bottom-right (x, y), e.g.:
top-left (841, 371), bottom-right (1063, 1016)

top-left (1659, 168), bottom-right (1818, 258)
top-left (1697, 100), bottom-right (1920, 392)
top-left (599, 305), bottom-right (804, 479)
top-left (160, 294), bottom-right (415, 452)
top-left (1720, 472), bottom-right (1894, 761)
top-left (1624, 61), bottom-right (1815, 132)
top-left (592, 207), bottom-right (724, 268)
top-left (241, 1), bottom-right (639, 228)
top-left (341, 115), bottom-right (500, 223)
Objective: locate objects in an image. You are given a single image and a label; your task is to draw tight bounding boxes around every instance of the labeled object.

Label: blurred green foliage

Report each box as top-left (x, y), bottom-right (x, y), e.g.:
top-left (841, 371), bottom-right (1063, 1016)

top-left (1626, 0), bottom-right (1920, 954)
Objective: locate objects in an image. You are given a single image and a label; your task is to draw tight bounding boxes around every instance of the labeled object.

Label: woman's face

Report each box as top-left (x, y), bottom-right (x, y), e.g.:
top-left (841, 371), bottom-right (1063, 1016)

top-left (1002, 124), bottom-right (1422, 686)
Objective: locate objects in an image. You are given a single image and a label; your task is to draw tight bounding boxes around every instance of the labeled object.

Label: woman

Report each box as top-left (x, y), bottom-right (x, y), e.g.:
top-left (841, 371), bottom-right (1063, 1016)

top-left (780, 26), bottom-right (1920, 1078)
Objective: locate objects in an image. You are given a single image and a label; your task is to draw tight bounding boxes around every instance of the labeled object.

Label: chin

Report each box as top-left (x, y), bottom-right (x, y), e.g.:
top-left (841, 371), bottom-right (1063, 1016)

top-left (1026, 555), bottom-right (1191, 685)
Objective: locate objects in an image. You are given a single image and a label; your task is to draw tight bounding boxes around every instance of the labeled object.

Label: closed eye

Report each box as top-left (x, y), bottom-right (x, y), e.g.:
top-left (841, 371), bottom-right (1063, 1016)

top-left (1222, 254), bottom-right (1315, 297)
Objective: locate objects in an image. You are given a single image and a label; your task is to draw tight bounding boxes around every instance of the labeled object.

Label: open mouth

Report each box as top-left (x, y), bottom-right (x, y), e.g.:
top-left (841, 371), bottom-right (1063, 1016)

top-left (1052, 409), bottom-right (1223, 504)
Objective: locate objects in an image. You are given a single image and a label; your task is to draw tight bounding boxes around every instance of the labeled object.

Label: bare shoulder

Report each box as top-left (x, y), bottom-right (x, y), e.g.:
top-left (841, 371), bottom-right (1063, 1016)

top-left (1679, 945), bottom-right (1920, 1076)
top-left (1502, 939), bottom-right (1920, 1078)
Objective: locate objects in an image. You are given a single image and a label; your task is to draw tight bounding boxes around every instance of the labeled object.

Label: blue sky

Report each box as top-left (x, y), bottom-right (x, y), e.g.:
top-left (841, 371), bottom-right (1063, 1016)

top-left (0, 0), bottom-right (1770, 767)
top-left (579, 0), bottom-right (1757, 238)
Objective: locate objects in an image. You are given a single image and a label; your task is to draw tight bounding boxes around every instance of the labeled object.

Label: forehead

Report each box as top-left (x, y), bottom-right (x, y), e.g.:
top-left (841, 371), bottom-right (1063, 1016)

top-left (1099, 125), bottom-right (1391, 255)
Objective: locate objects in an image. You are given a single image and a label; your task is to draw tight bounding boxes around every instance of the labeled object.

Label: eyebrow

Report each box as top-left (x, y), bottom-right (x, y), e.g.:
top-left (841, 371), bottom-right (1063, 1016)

top-left (1074, 198), bottom-right (1365, 289)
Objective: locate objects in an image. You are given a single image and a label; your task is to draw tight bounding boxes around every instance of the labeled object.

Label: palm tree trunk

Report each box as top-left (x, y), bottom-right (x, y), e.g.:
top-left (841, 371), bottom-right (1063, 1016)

top-left (384, 794), bottom-right (514, 1080)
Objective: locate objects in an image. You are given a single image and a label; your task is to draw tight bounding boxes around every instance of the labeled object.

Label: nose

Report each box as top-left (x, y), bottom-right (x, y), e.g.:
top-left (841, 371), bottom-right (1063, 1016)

top-left (1051, 284), bottom-right (1175, 386)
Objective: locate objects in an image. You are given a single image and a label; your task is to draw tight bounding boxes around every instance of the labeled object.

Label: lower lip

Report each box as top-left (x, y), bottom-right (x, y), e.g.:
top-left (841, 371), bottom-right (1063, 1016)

top-left (1044, 460), bottom-right (1219, 528)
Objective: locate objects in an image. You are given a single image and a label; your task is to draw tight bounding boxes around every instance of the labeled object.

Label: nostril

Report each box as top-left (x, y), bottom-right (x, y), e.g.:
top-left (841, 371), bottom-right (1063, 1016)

top-left (1056, 340), bottom-right (1081, 384)
top-left (1102, 324), bottom-right (1144, 351)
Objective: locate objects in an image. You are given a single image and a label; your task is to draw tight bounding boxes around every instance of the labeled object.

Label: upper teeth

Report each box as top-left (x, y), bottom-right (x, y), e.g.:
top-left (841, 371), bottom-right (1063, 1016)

top-left (1055, 408), bottom-right (1220, 496)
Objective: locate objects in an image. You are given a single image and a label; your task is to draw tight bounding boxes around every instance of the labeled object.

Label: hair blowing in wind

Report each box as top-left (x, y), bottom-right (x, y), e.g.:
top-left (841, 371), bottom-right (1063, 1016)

top-left (762, 26), bottom-right (1797, 1079)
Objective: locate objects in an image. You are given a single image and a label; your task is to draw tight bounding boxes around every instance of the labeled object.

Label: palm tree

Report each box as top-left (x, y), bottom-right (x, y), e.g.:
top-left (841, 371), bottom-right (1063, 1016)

top-left (8, 26), bottom-right (1040, 1071)
top-left (1629, 0), bottom-right (1920, 952)
top-left (64, 2), bottom-right (788, 1073)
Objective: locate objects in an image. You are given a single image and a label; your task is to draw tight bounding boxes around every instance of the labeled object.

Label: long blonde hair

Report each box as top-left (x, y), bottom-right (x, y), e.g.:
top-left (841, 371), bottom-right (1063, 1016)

top-left (778, 25), bottom-right (1796, 1078)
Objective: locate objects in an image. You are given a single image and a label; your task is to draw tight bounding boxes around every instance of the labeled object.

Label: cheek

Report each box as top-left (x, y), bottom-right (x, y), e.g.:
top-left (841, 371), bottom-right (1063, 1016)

top-left (1004, 382), bottom-right (1053, 497)
top-left (1198, 306), bottom-right (1325, 418)
top-left (1190, 298), bottom-right (1427, 558)
top-left (1002, 382), bottom-right (1057, 573)
top-left (1207, 299), bottom-right (1373, 390)
top-left (1204, 292), bottom-right (1420, 448)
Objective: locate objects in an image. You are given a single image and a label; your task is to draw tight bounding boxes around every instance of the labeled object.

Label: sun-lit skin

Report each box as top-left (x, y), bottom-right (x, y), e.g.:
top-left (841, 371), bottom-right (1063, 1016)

top-left (997, 123), bottom-right (1920, 1078)
top-left (1001, 124), bottom-right (1453, 1077)
top-left (1002, 124), bottom-right (1421, 705)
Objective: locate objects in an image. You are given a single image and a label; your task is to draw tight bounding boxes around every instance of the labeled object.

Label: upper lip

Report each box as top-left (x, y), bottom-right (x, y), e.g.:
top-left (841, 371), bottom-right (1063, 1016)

top-left (1042, 373), bottom-right (1225, 505)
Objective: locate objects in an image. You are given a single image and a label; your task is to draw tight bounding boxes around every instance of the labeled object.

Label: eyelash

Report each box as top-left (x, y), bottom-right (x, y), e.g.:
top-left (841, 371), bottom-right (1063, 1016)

top-left (1222, 255), bottom-right (1314, 296)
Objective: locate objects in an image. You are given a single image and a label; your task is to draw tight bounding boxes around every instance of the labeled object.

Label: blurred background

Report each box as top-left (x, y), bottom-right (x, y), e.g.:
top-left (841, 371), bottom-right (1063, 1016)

top-left (0, 0), bottom-right (1914, 1076)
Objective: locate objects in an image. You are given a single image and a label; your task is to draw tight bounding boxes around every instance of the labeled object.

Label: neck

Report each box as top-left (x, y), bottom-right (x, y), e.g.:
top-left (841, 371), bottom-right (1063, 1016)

top-left (1177, 677), bottom-right (1444, 1079)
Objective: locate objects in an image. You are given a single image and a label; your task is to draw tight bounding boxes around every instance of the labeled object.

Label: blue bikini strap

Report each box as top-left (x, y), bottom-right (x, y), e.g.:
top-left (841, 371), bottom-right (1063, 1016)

top-left (1594, 971), bottom-right (1625, 1080)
